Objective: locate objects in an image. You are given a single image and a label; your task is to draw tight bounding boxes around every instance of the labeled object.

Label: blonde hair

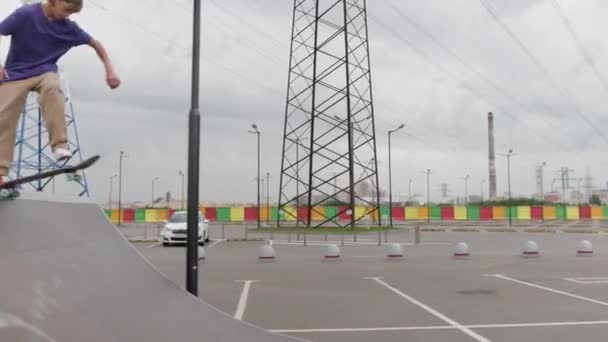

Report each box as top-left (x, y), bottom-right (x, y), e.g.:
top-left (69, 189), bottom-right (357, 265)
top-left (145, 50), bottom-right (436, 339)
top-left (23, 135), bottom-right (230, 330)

top-left (48, 0), bottom-right (83, 12)
top-left (63, 0), bottom-right (83, 12)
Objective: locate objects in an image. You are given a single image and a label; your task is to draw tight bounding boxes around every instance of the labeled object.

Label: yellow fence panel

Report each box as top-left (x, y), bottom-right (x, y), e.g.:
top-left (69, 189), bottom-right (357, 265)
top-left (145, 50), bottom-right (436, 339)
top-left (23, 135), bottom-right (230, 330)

top-left (517, 206), bottom-right (531, 220)
top-left (230, 207), bottom-right (244, 222)
top-left (454, 206), bottom-right (467, 220)
top-left (406, 207), bottom-right (418, 220)
top-left (566, 206), bottom-right (579, 220)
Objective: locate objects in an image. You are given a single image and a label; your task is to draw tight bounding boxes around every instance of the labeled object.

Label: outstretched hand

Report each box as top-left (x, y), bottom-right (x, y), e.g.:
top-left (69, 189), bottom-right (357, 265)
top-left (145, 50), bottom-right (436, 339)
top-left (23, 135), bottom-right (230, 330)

top-left (106, 71), bottom-right (121, 89)
top-left (0, 64), bottom-right (5, 81)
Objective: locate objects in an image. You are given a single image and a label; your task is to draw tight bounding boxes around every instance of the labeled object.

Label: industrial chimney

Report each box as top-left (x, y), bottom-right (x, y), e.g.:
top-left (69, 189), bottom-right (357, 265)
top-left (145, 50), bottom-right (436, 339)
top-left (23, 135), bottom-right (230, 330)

top-left (488, 112), bottom-right (497, 200)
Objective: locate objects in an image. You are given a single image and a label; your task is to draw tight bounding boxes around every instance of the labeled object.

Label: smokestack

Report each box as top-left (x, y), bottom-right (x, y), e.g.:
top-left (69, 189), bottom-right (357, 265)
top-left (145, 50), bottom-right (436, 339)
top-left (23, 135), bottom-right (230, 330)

top-left (488, 112), bottom-right (497, 200)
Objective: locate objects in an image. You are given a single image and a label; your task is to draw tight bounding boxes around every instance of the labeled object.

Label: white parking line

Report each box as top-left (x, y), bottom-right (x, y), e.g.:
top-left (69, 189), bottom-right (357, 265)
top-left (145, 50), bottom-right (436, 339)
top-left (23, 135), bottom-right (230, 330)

top-left (270, 320), bottom-right (608, 333)
top-left (564, 277), bottom-right (608, 284)
top-left (146, 242), bottom-right (161, 248)
top-left (489, 274), bottom-right (608, 307)
top-left (207, 239), bottom-right (223, 248)
top-left (234, 280), bottom-right (259, 321)
top-left (365, 277), bottom-right (492, 342)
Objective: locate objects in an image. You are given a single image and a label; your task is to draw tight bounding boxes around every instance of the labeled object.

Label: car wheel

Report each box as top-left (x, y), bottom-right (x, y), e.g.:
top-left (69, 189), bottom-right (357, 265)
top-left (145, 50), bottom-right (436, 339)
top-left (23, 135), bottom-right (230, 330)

top-left (162, 242), bottom-right (171, 247)
top-left (198, 240), bottom-right (205, 246)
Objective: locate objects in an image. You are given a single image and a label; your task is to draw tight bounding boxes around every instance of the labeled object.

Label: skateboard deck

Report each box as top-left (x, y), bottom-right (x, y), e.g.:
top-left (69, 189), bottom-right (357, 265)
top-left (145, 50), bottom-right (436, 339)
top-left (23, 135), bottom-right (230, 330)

top-left (0, 155), bottom-right (100, 199)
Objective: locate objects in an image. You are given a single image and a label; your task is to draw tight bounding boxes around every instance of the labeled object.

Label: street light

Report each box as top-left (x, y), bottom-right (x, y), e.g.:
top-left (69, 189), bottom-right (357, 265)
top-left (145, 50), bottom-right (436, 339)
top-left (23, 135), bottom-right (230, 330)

top-left (498, 149), bottom-right (516, 226)
top-left (463, 175), bottom-right (470, 205)
top-left (118, 151), bottom-right (128, 226)
top-left (185, 0), bottom-right (203, 296)
top-left (151, 177), bottom-right (160, 205)
top-left (577, 178), bottom-right (583, 205)
top-left (248, 123), bottom-right (261, 229)
top-left (408, 179), bottom-right (413, 203)
top-left (539, 161), bottom-right (547, 201)
top-left (178, 170), bottom-right (185, 210)
top-left (480, 178), bottom-right (485, 203)
top-left (108, 174), bottom-right (118, 211)
top-left (425, 169), bottom-right (432, 223)
top-left (388, 124), bottom-right (405, 228)
top-left (266, 172), bottom-right (270, 226)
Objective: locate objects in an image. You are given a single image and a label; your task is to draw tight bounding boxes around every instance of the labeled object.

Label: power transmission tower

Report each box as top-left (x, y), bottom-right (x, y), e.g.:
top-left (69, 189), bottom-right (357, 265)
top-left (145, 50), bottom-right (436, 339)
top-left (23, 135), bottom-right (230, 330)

top-left (278, 0), bottom-right (380, 228)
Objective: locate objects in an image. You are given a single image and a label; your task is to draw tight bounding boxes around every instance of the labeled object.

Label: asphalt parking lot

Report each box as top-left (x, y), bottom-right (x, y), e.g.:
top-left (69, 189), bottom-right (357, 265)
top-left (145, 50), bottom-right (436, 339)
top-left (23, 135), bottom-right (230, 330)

top-left (132, 229), bottom-right (608, 342)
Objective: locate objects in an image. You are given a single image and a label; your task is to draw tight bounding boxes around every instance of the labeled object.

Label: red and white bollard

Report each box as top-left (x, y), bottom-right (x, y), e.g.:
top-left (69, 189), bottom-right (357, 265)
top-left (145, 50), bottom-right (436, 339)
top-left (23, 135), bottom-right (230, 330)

top-left (577, 240), bottom-right (593, 256)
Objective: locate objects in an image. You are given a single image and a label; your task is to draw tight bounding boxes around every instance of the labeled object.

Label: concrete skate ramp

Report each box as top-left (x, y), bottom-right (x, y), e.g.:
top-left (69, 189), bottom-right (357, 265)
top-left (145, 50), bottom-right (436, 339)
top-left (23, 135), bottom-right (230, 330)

top-left (0, 197), bottom-right (301, 342)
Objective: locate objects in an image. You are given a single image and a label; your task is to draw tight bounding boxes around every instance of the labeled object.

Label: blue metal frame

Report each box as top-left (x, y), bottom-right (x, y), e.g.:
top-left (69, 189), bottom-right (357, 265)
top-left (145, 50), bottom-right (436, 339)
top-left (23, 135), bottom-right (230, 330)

top-left (9, 92), bottom-right (91, 197)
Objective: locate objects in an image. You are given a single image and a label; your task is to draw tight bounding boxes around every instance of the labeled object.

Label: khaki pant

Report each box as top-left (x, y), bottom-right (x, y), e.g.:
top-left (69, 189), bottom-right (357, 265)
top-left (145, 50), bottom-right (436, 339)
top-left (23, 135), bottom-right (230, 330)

top-left (0, 72), bottom-right (68, 176)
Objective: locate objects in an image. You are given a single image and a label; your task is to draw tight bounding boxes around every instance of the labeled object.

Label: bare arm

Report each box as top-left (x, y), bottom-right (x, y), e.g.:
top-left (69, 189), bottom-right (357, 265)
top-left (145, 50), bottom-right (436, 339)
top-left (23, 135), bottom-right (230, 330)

top-left (89, 39), bottom-right (121, 89)
top-left (0, 35), bottom-right (5, 80)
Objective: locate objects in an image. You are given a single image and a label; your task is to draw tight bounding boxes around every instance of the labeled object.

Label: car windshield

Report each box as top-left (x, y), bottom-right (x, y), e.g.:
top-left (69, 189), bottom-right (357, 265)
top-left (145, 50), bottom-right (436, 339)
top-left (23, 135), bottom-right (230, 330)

top-left (168, 213), bottom-right (187, 223)
top-left (168, 213), bottom-right (202, 223)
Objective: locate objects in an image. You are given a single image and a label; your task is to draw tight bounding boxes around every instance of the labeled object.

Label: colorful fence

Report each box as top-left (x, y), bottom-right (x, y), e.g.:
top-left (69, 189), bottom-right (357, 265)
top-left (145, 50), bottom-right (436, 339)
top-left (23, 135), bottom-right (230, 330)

top-left (104, 205), bottom-right (608, 224)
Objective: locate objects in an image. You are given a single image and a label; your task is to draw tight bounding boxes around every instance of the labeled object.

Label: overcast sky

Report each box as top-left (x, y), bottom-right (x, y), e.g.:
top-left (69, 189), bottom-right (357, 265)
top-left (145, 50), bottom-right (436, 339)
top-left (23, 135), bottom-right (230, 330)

top-left (2, 0), bottom-right (608, 205)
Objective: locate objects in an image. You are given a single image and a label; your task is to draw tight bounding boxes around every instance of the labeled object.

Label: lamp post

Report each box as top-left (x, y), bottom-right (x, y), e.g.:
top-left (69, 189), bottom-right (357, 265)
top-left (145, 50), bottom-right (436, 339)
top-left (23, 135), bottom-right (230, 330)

top-left (178, 170), bottom-right (185, 210)
top-left (248, 124), bottom-right (261, 229)
top-left (108, 174), bottom-right (118, 211)
top-left (499, 149), bottom-right (516, 226)
top-left (118, 151), bottom-right (128, 226)
top-left (388, 124), bottom-right (405, 227)
top-left (408, 179), bottom-right (413, 203)
top-left (539, 161), bottom-right (547, 201)
top-left (186, 0), bottom-right (202, 296)
top-left (425, 169), bottom-right (432, 223)
top-left (463, 175), bottom-right (470, 205)
top-left (151, 177), bottom-right (160, 205)
top-left (480, 178), bottom-right (485, 203)
top-left (266, 172), bottom-right (270, 225)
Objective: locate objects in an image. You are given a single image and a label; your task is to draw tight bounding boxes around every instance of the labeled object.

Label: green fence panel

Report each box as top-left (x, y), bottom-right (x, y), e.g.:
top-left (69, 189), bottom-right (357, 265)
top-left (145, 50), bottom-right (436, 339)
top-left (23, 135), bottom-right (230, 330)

top-left (431, 206), bottom-right (441, 220)
top-left (325, 206), bottom-right (338, 220)
top-left (506, 206), bottom-right (518, 219)
top-left (556, 206), bottom-right (566, 220)
top-left (467, 206), bottom-right (480, 220)
top-left (217, 207), bottom-right (231, 222)
top-left (380, 206), bottom-right (390, 221)
top-left (603, 207), bottom-right (608, 219)
top-left (135, 209), bottom-right (146, 223)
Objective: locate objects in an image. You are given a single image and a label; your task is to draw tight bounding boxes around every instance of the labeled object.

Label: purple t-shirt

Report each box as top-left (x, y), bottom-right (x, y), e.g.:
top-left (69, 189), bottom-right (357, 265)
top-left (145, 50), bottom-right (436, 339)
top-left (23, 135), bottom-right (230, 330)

top-left (0, 3), bottom-right (92, 81)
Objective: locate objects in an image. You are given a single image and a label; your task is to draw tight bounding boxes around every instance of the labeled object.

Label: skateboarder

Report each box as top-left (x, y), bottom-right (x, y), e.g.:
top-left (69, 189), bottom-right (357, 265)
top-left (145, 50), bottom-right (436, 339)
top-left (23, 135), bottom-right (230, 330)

top-left (0, 0), bottom-right (121, 185)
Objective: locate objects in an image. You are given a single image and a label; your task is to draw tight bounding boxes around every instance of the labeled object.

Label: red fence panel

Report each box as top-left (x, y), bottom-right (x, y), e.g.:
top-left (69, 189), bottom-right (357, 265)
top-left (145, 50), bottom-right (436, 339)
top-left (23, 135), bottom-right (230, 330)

top-left (204, 207), bottom-right (217, 221)
top-left (244, 207), bottom-right (258, 221)
top-left (530, 206), bottom-right (543, 220)
top-left (123, 209), bottom-right (135, 223)
top-left (298, 207), bottom-right (309, 222)
top-left (480, 206), bottom-right (493, 220)
top-left (392, 207), bottom-right (405, 221)
top-left (339, 206), bottom-right (351, 221)
top-left (580, 206), bottom-right (591, 219)
top-left (441, 206), bottom-right (454, 220)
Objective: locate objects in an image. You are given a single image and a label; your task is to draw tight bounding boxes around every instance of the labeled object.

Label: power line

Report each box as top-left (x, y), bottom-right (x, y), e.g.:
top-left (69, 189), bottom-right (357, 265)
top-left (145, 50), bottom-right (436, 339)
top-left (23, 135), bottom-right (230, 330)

top-left (478, 0), bottom-right (608, 145)
top-left (87, 0), bottom-right (284, 97)
top-left (368, 12), bottom-right (573, 151)
top-left (549, 0), bottom-right (608, 96)
top-left (385, 0), bottom-right (575, 148)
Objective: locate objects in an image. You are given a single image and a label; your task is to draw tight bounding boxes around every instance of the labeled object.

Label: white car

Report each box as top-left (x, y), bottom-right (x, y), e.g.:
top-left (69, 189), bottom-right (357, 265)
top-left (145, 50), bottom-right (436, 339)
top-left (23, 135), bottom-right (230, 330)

top-left (160, 211), bottom-right (209, 247)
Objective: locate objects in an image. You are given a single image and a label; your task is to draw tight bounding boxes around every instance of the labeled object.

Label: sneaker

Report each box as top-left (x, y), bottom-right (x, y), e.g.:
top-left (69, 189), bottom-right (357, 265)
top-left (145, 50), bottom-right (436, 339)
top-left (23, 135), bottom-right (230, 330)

top-left (54, 148), bottom-right (72, 162)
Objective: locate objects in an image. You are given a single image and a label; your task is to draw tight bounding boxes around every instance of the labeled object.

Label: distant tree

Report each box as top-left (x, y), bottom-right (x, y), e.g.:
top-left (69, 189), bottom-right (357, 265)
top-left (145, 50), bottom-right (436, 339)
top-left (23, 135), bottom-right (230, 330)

top-left (590, 194), bottom-right (601, 206)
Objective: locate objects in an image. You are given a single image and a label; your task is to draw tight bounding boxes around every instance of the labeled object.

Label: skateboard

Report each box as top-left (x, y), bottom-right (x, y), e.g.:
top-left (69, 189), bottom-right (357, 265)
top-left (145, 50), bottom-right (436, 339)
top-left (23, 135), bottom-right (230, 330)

top-left (0, 155), bottom-right (100, 200)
